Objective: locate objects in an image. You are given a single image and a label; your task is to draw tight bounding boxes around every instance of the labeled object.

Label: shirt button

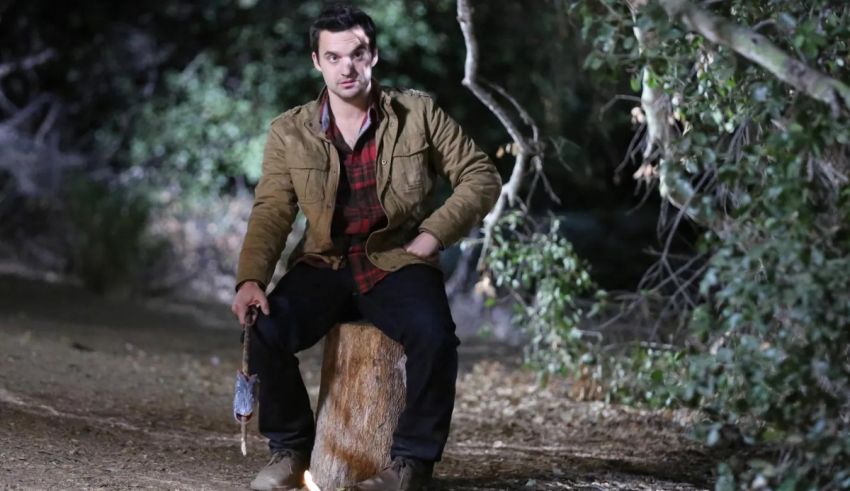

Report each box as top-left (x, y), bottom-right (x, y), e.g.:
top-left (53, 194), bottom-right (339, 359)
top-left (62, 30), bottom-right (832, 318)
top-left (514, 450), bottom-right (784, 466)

top-left (381, 159), bottom-right (387, 165)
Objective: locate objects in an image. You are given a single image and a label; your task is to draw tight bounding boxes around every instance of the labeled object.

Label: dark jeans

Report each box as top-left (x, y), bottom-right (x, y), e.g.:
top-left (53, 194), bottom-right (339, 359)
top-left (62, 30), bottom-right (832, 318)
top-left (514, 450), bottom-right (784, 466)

top-left (248, 262), bottom-right (460, 462)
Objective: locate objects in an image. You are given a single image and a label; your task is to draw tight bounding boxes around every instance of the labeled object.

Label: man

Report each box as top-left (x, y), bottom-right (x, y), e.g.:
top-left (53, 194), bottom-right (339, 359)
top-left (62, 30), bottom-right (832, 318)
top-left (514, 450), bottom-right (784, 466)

top-left (231, 4), bottom-right (501, 490)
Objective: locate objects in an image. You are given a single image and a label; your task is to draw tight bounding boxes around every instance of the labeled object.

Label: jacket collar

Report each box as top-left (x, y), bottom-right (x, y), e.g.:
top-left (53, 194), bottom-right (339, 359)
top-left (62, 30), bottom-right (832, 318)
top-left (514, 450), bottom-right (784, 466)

top-left (303, 81), bottom-right (394, 139)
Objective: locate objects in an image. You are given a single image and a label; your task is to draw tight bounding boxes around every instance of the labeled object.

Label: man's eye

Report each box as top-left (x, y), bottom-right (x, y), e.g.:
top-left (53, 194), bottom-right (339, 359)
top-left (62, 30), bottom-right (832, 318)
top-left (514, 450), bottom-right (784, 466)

top-left (327, 55), bottom-right (338, 62)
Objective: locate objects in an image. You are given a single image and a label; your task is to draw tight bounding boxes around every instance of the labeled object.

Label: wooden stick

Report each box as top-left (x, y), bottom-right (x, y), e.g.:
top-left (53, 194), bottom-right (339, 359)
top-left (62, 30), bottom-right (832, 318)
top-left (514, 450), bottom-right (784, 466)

top-left (240, 305), bottom-right (258, 456)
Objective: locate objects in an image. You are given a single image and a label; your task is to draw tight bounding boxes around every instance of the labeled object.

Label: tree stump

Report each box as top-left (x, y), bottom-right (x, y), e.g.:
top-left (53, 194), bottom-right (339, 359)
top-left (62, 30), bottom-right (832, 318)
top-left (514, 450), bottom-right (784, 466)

top-left (309, 322), bottom-right (406, 490)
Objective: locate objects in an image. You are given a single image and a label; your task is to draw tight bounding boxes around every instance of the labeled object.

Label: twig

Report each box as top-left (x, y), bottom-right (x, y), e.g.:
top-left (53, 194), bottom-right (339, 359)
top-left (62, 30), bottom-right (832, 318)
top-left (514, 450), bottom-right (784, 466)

top-left (34, 100), bottom-right (61, 144)
top-left (599, 94), bottom-right (643, 118)
top-left (0, 49), bottom-right (56, 79)
top-left (482, 78), bottom-right (541, 142)
top-left (0, 94), bottom-right (52, 129)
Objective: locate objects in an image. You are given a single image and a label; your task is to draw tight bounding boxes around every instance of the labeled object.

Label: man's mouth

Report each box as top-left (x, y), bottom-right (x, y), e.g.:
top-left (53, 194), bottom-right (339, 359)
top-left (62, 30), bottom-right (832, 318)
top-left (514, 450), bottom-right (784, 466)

top-left (340, 79), bottom-right (356, 88)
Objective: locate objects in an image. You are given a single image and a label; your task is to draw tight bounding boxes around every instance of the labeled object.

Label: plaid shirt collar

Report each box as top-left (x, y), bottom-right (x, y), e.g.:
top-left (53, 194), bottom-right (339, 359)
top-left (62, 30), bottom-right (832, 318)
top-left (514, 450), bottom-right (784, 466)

top-left (318, 87), bottom-right (381, 142)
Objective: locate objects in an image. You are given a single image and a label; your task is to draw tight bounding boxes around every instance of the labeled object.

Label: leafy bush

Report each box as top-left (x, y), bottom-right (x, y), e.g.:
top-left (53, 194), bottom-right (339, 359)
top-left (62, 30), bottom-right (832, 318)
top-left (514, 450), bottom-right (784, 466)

top-left (65, 178), bottom-right (166, 296)
top-left (486, 211), bottom-right (599, 374)
top-left (572, 0), bottom-right (850, 487)
top-left (96, 54), bottom-right (275, 202)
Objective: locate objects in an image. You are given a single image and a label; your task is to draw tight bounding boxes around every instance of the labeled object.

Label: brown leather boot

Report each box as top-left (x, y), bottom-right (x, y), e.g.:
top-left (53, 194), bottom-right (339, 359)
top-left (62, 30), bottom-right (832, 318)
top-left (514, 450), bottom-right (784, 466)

top-left (347, 457), bottom-right (433, 491)
top-left (249, 449), bottom-right (309, 490)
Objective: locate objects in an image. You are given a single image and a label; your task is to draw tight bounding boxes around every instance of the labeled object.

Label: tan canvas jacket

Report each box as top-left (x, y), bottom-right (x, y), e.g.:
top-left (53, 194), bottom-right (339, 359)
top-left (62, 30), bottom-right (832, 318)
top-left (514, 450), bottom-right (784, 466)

top-left (235, 85), bottom-right (502, 288)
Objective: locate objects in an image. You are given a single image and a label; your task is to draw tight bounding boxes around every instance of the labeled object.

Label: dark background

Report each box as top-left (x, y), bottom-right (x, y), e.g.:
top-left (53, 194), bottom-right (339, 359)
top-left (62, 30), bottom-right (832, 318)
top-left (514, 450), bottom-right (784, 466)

top-left (0, 0), bottom-right (686, 300)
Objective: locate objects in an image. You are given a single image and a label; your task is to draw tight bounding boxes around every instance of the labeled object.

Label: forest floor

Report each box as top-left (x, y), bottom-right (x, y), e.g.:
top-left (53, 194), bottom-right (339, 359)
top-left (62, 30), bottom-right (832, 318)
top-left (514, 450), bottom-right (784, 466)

top-left (0, 274), bottom-right (717, 490)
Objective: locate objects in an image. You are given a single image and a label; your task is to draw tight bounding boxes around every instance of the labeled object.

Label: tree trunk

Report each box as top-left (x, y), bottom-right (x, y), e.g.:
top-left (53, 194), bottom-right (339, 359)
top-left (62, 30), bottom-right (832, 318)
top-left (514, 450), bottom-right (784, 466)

top-left (309, 322), bottom-right (406, 490)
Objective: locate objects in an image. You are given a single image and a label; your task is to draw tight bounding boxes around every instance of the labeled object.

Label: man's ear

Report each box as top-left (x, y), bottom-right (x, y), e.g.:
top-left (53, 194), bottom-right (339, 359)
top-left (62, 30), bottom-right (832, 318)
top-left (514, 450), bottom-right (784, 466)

top-left (370, 48), bottom-right (379, 68)
top-left (311, 51), bottom-right (322, 72)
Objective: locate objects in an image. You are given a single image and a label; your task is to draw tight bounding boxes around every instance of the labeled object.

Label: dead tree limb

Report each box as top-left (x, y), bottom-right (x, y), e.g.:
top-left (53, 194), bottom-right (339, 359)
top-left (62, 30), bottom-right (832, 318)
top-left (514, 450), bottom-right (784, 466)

top-left (627, 0), bottom-right (723, 227)
top-left (656, 0), bottom-right (850, 116)
top-left (0, 49), bottom-right (56, 80)
top-left (456, 0), bottom-right (543, 271)
top-left (627, 0), bottom-right (701, 221)
top-left (628, 0), bottom-right (850, 216)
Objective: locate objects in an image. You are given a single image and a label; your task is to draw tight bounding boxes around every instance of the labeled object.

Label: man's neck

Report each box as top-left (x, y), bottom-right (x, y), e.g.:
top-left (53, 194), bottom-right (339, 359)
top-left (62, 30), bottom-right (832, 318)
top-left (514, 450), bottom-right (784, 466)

top-left (327, 84), bottom-right (372, 123)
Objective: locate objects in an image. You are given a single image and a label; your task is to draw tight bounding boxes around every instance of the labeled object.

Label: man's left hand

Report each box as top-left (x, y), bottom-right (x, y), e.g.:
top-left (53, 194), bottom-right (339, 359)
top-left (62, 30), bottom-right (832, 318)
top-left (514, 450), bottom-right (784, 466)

top-left (404, 231), bottom-right (441, 261)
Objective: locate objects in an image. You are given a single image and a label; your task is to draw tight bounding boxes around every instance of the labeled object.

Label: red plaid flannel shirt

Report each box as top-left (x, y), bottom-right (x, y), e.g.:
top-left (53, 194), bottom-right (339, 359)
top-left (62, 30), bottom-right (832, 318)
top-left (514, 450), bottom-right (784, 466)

top-left (320, 94), bottom-right (390, 293)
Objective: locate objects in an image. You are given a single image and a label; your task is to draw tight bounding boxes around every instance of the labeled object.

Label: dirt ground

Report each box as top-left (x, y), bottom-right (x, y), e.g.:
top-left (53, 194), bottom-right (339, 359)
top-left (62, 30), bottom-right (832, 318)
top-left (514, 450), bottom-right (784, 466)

top-left (0, 274), bottom-right (716, 490)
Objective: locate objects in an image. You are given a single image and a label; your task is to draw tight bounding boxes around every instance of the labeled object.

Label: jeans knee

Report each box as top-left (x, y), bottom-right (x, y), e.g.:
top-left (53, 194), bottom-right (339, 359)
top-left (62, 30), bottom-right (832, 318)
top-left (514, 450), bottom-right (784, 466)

top-left (405, 317), bottom-right (459, 360)
top-left (249, 299), bottom-right (299, 356)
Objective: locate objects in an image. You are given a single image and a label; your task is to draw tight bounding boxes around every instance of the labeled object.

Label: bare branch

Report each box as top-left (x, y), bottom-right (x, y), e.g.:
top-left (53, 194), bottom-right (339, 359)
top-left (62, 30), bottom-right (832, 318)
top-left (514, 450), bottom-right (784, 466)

top-left (35, 100), bottom-right (61, 144)
top-left (0, 49), bottom-right (57, 79)
top-left (0, 94), bottom-right (52, 129)
top-left (482, 78), bottom-right (541, 142)
top-left (457, 1), bottom-right (529, 151)
top-left (599, 94), bottom-right (643, 118)
top-left (477, 152), bottom-right (529, 270)
top-left (657, 0), bottom-right (850, 115)
top-left (456, 0), bottom-right (544, 272)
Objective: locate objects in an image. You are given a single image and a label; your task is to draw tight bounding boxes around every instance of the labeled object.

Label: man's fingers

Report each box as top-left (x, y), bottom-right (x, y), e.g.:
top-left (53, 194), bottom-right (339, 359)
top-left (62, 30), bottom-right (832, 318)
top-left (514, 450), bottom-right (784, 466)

top-left (259, 296), bottom-right (270, 316)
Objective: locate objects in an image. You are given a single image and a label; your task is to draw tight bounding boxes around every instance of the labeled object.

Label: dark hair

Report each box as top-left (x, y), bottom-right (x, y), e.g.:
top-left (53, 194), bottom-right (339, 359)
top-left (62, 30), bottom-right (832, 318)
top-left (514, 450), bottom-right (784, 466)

top-left (309, 4), bottom-right (377, 54)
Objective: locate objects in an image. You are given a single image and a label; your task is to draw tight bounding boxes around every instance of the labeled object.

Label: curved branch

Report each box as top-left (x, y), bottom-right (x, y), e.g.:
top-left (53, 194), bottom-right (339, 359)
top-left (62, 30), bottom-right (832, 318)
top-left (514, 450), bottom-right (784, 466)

top-left (657, 0), bottom-right (850, 115)
top-left (457, 1), bottom-right (530, 153)
top-left (0, 49), bottom-right (56, 80)
top-left (482, 78), bottom-right (541, 142)
top-left (457, 0), bottom-right (542, 271)
top-left (478, 152), bottom-right (528, 271)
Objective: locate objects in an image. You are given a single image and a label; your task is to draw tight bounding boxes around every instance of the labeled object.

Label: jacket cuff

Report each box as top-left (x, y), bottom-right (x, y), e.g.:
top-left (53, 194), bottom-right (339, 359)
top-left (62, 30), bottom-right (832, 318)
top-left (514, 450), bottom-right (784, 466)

top-left (234, 279), bottom-right (266, 293)
top-left (418, 225), bottom-right (451, 250)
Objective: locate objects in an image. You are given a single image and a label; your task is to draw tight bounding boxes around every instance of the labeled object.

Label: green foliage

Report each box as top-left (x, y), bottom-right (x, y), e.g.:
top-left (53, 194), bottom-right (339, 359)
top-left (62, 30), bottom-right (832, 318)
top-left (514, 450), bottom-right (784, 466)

top-left (108, 54), bottom-right (274, 200)
top-left (487, 211), bottom-right (598, 374)
top-left (602, 346), bottom-right (683, 407)
top-left (487, 208), bottom-right (690, 408)
top-left (65, 178), bottom-right (166, 295)
top-left (574, 0), bottom-right (850, 487)
top-left (94, 0), bottom-right (449, 206)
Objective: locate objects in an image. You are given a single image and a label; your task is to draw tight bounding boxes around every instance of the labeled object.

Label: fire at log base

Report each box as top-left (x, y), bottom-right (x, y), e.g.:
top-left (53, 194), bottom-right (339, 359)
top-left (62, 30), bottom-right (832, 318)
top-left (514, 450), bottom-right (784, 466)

top-left (309, 322), bottom-right (406, 490)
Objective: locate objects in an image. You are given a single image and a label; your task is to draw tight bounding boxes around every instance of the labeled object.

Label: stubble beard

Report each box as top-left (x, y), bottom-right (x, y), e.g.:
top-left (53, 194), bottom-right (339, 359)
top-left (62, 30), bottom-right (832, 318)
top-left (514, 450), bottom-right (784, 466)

top-left (333, 76), bottom-right (371, 104)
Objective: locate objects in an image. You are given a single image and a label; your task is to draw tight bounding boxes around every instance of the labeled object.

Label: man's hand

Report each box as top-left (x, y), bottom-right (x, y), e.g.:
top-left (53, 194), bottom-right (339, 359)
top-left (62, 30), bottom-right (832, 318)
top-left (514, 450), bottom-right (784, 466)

top-left (231, 281), bottom-right (270, 326)
top-left (404, 231), bottom-right (441, 262)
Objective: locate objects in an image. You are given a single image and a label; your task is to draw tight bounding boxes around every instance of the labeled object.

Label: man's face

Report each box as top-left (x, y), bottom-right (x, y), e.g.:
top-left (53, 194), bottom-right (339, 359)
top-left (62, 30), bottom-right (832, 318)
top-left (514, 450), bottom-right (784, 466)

top-left (312, 27), bottom-right (378, 103)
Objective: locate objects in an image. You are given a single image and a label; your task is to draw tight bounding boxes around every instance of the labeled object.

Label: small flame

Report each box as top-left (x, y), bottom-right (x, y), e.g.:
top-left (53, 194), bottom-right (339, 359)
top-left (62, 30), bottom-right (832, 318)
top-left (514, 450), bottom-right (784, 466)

top-left (304, 470), bottom-right (321, 491)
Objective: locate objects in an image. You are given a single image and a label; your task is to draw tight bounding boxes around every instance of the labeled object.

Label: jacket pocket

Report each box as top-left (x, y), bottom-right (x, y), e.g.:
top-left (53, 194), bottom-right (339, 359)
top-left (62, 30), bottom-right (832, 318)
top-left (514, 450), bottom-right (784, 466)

top-left (289, 161), bottom-right (327, 204)
top-left (391, 142), bottom-right (430, 196)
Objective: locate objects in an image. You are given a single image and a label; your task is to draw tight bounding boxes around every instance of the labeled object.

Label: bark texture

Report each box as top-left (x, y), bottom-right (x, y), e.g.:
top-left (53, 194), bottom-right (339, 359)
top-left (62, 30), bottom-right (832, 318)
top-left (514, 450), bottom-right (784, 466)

top-left (309, 322), bottom-right (406, 490)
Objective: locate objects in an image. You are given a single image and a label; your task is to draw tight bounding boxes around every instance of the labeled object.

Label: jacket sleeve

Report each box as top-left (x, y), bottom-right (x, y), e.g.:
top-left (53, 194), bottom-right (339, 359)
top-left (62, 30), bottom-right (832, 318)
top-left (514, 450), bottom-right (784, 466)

top-left (235, 121), bottom-right (298, 289)
top-left (418, 97), bottom-right (502, 248)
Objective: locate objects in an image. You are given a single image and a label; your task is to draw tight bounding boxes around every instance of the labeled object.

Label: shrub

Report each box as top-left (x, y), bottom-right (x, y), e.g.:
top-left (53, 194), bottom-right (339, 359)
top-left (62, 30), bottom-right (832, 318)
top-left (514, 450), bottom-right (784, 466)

top-left (65, 177), bottom-right (166, 296)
